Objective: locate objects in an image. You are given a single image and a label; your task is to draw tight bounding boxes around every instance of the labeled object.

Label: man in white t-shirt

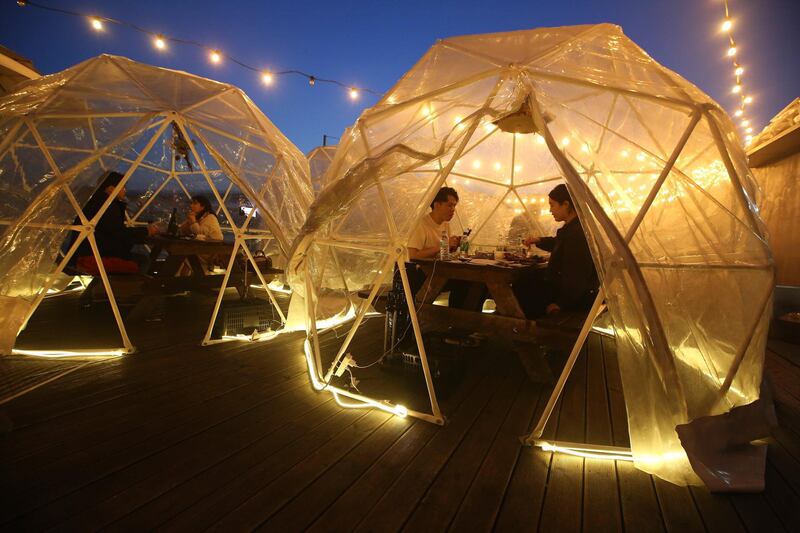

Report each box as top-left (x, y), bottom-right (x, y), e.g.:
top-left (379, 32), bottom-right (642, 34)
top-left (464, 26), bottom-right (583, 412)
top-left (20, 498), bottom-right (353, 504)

top-left (408, 186), bottom-right (461, 260)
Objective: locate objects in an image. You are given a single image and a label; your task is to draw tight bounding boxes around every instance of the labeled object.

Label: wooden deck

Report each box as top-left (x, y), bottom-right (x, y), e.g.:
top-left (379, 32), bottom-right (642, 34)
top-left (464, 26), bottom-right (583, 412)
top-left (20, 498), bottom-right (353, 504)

top-left (1, 293), bottom-right (799, 531)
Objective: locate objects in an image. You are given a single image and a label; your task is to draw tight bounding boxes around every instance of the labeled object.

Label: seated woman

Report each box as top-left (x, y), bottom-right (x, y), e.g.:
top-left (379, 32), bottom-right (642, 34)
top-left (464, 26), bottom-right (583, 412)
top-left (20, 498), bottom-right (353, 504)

top-left (179, 195), bottom-right (223, 241)
top-left (516, 184), bottom-right (598, 318)
top-left (178, 195), bottom-right (223, 274)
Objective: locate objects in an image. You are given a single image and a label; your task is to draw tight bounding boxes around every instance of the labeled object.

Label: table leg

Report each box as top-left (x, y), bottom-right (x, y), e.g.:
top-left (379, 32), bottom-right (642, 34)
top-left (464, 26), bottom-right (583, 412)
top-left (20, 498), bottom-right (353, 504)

top-left (486, 280), bottom-right (526, 319)
top-left (416, 272), bottom-right (449, 305)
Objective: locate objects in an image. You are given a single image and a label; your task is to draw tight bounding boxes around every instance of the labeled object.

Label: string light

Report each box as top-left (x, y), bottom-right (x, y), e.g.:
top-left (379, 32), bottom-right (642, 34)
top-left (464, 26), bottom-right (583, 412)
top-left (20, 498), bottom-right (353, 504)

top-left (719, 0), bottom-right (758, 145)
top-left (17, 0), bottom-right (379, 101)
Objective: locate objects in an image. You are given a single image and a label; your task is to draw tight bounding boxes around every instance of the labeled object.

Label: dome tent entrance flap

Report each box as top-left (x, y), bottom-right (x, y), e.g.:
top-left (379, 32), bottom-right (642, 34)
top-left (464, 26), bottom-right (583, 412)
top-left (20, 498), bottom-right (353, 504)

top-left (290, 24), bottom-right (774, 490)
top-left (0, 54), bottom-right (313, 354)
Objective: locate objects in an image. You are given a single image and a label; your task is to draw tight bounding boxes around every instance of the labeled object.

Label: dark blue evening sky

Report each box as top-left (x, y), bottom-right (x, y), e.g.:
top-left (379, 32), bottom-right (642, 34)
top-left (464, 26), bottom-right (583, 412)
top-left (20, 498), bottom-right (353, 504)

top-left (2, 0), bottom-right (798, 152)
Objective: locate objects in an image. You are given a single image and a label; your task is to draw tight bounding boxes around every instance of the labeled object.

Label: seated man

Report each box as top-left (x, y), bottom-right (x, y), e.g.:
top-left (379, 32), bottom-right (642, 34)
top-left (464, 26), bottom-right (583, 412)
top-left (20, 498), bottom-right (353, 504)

top-left (406, 186), bottom-right (478, 309)
top-left (516, 183), bottom-right (599, 318)
top-left (73, 171), bottom-right (157, 274)
top-left (407, 186), bottom-right (461, 261)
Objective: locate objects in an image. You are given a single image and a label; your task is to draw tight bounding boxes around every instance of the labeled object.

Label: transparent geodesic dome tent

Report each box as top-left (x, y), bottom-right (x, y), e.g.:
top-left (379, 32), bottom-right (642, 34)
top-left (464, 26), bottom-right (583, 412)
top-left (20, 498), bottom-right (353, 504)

top-left (307, 144), bottom-right (337, 196)
top-left (0, 54), bottom-right (312, 354)
top-left (289, 24), bottom-right (775, 488)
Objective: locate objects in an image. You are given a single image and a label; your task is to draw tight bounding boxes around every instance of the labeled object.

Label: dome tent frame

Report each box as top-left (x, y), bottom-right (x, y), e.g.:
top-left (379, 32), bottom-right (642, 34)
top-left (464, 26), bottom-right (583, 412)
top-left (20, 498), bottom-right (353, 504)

top-left (290, 25), bottom-right (775, 488)
top-left (0, 55), bottom-right (312, 355)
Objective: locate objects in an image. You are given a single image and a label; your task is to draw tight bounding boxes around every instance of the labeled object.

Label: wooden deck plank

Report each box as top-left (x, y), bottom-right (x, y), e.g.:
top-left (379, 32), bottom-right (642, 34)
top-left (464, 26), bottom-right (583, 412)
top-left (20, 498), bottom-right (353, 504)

top-left (582, 334), bottom-right (623, 533)
top-left (0, 353), bottom-right (308, 473)
top-left (0, 351), bottom-right (307, 489)
top-left (261, 415), bottom-right (414, 531)
top-left (729, 492), bottom-right (789, 532)
top-left (653, 478), bottom-right (705, 533)
top-left (158, 409), bottom-right (371, 530)
top-left (50, 392), bottom-right (335, 531)
top-left (538, 343), bottom-right (588, 533)
top-left (616, 461), bottom-right (666, 533)
top-left (688, 487), bottom-right (746, 533)
top-left (209, 411), bottom-right (392, 531)
top-left (4, 372), bottom-right (321, 530)
top-left (401, 371), bottom-right (525, 531)
top-left (351, 370), bottom-right (505, 532)
top-left (762, 461), bottom-right (800, 531)
top-left (303, 346), bottom-right (491, 532)
top-left (105, 398), bottom-right (343, 531)
top-left (600, 336), bottom-right (629, 448)
top-left (493, 364), bottom-right (562, 532)
top-left (2, 294), bottom-right (799, 533)
top-left (448, 381), bottom-right (542, 532)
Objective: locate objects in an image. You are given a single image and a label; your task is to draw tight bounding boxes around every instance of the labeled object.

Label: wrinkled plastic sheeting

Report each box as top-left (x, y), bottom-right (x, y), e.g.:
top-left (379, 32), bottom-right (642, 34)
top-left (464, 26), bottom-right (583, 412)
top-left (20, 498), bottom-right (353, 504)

top-left (676, 389), bottom-right (777, 492)
top-left (0, 54), bottom-right (312, 351)
top-left (288, 24), bottom-right (775, 489)
top-left (307, 145), bottom-right (337, 197)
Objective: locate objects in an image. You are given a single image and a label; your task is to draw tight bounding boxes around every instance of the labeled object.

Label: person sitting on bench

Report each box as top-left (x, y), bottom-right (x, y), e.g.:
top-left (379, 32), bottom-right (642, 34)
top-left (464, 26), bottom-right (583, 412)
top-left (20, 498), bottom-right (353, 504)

top-left (516, 183), bottom-right (598, 318)
top-left (178, 194), bottom-right (223, 242)
top-left (177, 194), bottom-right (224, 274)
top-left (73, 171), bottom-right (158, 274)
top-left (407, 186), bottom-right (483, 310)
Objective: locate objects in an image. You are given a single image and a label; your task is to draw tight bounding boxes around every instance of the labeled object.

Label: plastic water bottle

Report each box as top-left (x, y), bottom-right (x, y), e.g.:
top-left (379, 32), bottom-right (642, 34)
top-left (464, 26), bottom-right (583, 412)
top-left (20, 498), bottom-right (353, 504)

top-left (439, 230), bottom-right (449, 260)
top-left (167, 208), bottom-right (178, 236)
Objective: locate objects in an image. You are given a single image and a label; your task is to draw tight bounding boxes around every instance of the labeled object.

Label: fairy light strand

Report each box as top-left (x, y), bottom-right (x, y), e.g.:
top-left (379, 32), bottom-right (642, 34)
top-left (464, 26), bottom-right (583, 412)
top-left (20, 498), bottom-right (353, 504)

top-left (16, 0), bottom-right (379, 100)
top-left (721, 0), bottom-right (756, 144)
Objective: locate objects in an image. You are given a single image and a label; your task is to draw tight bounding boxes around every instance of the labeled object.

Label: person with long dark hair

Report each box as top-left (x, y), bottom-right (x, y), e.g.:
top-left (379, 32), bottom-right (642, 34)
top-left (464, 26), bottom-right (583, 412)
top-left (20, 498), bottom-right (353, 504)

top-left (517, 183), bottom-right (598, 317)
top-left (179, 195), bottom-right (223, 241)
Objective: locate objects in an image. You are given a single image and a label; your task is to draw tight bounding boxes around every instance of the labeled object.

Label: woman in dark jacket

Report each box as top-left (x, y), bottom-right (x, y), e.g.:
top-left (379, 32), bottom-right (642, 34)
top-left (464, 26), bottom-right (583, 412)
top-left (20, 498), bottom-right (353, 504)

top-left (518, 184), bottom-right (598, 317)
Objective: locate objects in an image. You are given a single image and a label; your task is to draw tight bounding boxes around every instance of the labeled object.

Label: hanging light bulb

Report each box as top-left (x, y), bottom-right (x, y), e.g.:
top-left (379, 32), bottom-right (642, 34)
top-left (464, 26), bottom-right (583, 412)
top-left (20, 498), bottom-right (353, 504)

top-left (731, 84), bottom-right (742, 94)
top-left (734, 109), bottom-right (744, 117)
top-left (89, 17), bottom-right (104, 31)
top-left (735, 66), bottom-right (744, 76)
top-left (560, 137), bottom-right (570, 147)
top-left (209, 50), bottom-right (222, 64)
top-left (745, 135), bottom-right (753, 144)
top-left (309, 76), bottom-right (316, 87)
top-left (727, 46), bottom-right (737, 57)
top-left (349, 87), bottom-right (359, 100)
top-left (261, 71), bottom-right (273, 85)
top-left (744, 95), bottom-right (753, 104)
top-left (741, 119), bottom-right (749, 127)
top-left (745, 127), bottom-right (753, 133)
top-left (721, 19), bottom-right (732, 32)
top-left (153, 35), bottom-right (167, 50)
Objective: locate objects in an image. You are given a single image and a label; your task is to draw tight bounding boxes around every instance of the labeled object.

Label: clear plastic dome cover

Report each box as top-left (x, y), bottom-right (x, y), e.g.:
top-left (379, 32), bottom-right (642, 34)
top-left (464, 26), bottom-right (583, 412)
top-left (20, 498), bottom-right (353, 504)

top-left (289, 24), bottom-right (775, 488)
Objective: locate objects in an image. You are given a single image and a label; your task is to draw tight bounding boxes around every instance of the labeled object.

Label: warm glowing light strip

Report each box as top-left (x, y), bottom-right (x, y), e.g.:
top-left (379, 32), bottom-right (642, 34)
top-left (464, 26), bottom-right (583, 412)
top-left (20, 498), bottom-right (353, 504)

top-left (17, 0), bottom-right (378, 100)
top-left (536, 440), bottom-right (634, 462)
top-left (303, 339), bottom-right (408, 418)
top-left (720, 0), bottom-right (757, 144)
top-left (11, 348), bottom-right (126, 358)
